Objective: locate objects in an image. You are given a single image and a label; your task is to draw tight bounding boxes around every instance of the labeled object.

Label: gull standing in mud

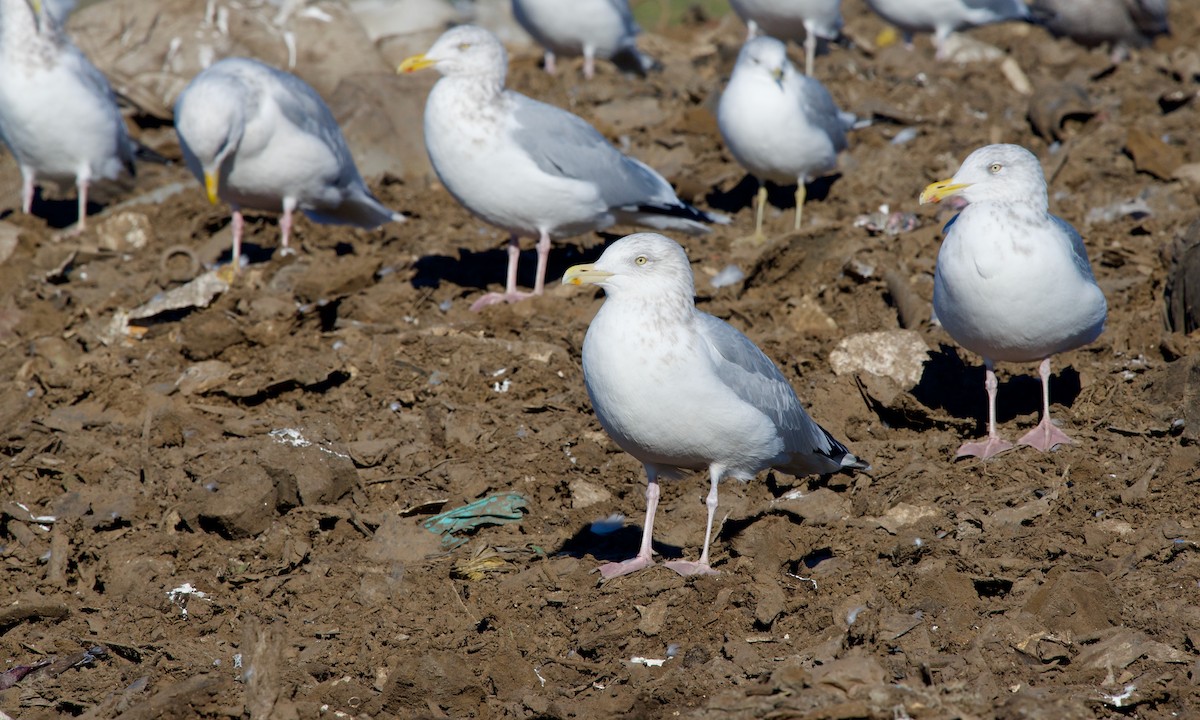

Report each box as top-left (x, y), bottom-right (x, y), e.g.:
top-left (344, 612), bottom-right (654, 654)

top-left (0, 0), bottom-right (137, 232)
top-left (563, 233), bottom-right (868, 579)
top-left (511, 0), bottom-right (659, 78)
top-left (399, 25), bottom-right (726, 311)
top-left (864, 0), bottom-right (1031, 57)
top-left (920, 144), bottom-right (1107, 459)
top-left (718, 36), bottom-right (852, 241)
top-left (174, 57), bottom-right (404, 269)
top-left (729, 0), bottom-right (843, 76)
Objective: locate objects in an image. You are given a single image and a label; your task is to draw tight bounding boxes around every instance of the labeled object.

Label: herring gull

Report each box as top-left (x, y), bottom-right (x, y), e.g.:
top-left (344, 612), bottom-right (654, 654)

top-left (729, 0), bottom-right (843, 76)
top-left (511, 0), bottom-right (658, 79)
top-left (920, 144), bottom-right (1107, 459)
top-left (562, 232), bottom-right (868, 578)
top-left (174, 57), bottom-right (404, 269)
top-left (865, 0), bottom-right (1030, 57)
top-left (1030, 0), bottom-right (1169, 54)
top-left (400, 25), bottom-right (726, 311)
top-left (0, 0), bottom-right (136, 232)
top-left (717, 36), bottom-right (852, 241)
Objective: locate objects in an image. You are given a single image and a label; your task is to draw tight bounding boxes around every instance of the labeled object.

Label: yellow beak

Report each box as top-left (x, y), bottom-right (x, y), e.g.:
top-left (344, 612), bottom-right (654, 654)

top-left (204, 171), bottom-right (219, 205)
top-left (398, 54), bottom-right (437, 73)
top-left (561, 263), bottom-right (613, 286)
top-left (919, 179), bottom-right (970, 205)
top-left (30, 0), bottom-right (41, 16)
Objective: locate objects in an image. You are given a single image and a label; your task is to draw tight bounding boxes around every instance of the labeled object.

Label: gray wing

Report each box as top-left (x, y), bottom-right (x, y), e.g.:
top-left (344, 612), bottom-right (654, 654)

top-left (509, 93), bottom-right (678, 210)
top-left (796, 76), bottom-right (849, 153)
top-left (962, 0), bottom-right (1030, 19)
top-left (605, 0), bottom-right (642, 37)
top-left (1052, 215), bottom-right (1099, 281)
top-left (695, 313), bottom-right (851, 469)
top-left (64, 45), bottom-right (137, 173)
top-left (262, 64), bottom-right (362, 188)
top-left (1127, 0), bottom-right (1169, 36)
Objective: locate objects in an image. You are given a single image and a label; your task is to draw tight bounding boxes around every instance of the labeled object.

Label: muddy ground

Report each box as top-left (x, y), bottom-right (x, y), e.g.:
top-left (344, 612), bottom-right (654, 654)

top-left (3, 1), bottom-right (1200, 718)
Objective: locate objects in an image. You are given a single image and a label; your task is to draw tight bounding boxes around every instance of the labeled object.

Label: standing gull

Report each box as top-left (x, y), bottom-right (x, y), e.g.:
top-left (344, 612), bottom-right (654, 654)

top-left (512, 0), bottom-right (658, 79)
top-left (174, 57), bottom-right (404, 269)
top-left (563, 233), bottom-right (868, 578)
top-left (920, 144), bottom-right (1106, 459)
top-left (729, 0), bottom-right (843, 76)
top-left (400, 25), bottom-right (726, 311)
top-left (864, 0), bottom-right (1030, 57)
top-left (717, 36), bottom-right (852, 240)
top-left (0, 0), bottom-right (136, 232)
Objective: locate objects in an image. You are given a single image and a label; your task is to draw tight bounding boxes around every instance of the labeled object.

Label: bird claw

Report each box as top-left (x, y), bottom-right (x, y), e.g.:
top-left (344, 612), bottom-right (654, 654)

top-left (662, 560), bottom-right (719, 577)
top-left (955, 436), bottom-right (1014, 460)
top-left (469, 290), bottom-right (535, 312)
top-left (596, 555), bottom-right (656, 580)
top-left (1018, 419), bottom-right (1074, 452)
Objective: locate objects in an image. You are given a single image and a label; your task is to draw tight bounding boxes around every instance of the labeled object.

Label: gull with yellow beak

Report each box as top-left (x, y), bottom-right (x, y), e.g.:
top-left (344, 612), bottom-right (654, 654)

top-left (399, 25), bottom-right (726, 311)
top-left (0, 0), bottom-right (136, 232)
top-left (174, 57), bottom-right (403, 269)
top-left (562, 232), bottom-right (867, 578)
top-left (717, 36), bottom-right (852, 242)
top-left (920, 144), bottom-right (1106, 459)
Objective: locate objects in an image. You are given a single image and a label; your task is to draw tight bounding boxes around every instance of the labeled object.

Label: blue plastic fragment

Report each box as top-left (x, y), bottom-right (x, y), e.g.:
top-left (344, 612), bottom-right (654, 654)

top-left (421, 493), bottom-right (528, 548)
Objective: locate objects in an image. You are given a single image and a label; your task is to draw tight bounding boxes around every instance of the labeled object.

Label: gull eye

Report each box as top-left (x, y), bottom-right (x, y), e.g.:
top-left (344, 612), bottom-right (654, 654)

top-left (989, 162), bottom-right (1002, 174)
top-left (457, 42), bottom-right (471, 51)
top-left (634, 255), bottom-right (648, 266)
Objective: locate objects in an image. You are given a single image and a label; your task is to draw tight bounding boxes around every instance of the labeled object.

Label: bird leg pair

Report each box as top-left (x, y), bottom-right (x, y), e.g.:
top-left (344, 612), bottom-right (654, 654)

top-left (598, 466), bottom-right (721, 580)
top-left (541, 48), bottom-right (597, 79)
top-left (20, 166), bottom-right (91, 234)
top-left (747, 181), bottom-right (807, 242)
top-left (470, 229), bottom-right (552, 311)
top-left (226, 197), bottom-right (298, 271)
top-left (957, 358), bottom-right (1074, 459)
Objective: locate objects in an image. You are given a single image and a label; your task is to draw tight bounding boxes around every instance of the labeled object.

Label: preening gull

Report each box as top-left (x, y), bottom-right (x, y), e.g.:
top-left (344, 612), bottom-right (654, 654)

top-left (865, 0), bottom-right (1030, 56)
top-left (729, 0), bottom-right (843, 76)
top-left (400, 25), bottom-right (726, 311)
top-left (512, 0), bottom-right (658, 79)
top-left (1030, 0), bottom-right (1169, 53)
top-left (174, 57), bottom-right (404, 269)
top-left (717, 36), bottom-right (852, 240)
top-left (563, 233), bottom-right (868, 578)
top-left (0, 0), bottom-right (136, 232)
top-left (920, 144), bottom-right (1106, 459)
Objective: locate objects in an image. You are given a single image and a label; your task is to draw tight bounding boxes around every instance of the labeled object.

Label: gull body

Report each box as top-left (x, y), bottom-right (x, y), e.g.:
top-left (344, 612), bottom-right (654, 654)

top-left (511, 0), bottom-right (657, 78)
top-left (400, 26), bottom-right (725, 310)
top-left (1030, 0), bottom-right (1169, 50)
top-left (920, 144), bottom-right (1106, 459)
top-left (729, 0), bottom-right (843, 75)
top-left (0, 0), bottom-right (136, 231)
top-left (865, 0), bottom-right (1030, 55)
top-left (563, 233), bottom-right (867, 578)
top-left (174, 57), bottom-right (403, 268)
top-left (717, 36), bottom-right (851, 239)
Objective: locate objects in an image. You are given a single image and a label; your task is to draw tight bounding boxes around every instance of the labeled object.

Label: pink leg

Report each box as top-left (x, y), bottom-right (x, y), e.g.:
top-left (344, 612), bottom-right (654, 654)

top-left (804, 29), bottom-right (817, 77)
top-left (231, 208), bottom-right (245, 271)
top-left (583, 46), bottom-right (595, 79)
top-left (1018, 358), bottom-right (1075, 452)
top-left (598, 472), bottom-right (661, 579)
top-left (531, 229), bottom-right (551, 296)
top-left (72, 174), bottom-right (90, 234)
top-left (957, 361), bottom-right (1014, 459)
top-left (470, 235), bottom-right (534, 311)
top-left (544, 50), bottom-right (557, 75)
top-left (663, 465), bottom-right (721, 577)
top-left (279, 197), bottom-right (296, 255)
top-left (20, 168), bottom-right (34, 215)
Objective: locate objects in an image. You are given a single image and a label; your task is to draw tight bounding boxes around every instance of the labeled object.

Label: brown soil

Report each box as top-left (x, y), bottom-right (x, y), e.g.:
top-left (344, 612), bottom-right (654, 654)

top-left (3, 2), bottom-right (1200, 718)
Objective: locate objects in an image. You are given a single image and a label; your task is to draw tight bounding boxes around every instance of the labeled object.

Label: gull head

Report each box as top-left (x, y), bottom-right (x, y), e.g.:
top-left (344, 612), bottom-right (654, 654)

top-left (398, 25), bottom-right (508, 81)
top-left (562, 233), bottom-right (696, 304)
top-left (920, 143), bottom-right (1048, 207)
top-left (174, 66), bottom-right (249, 205)
top-left (734, 36), bottom-right (791, 89)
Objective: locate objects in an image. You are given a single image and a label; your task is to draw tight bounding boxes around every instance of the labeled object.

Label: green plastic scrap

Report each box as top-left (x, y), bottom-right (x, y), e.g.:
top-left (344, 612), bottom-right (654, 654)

top-left (421, 493), bottom-right (528, 548)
